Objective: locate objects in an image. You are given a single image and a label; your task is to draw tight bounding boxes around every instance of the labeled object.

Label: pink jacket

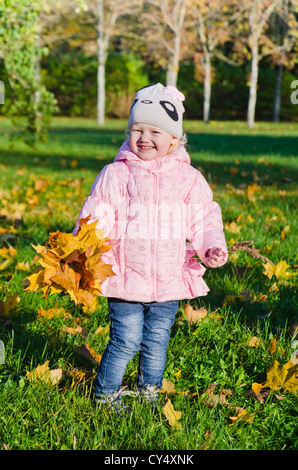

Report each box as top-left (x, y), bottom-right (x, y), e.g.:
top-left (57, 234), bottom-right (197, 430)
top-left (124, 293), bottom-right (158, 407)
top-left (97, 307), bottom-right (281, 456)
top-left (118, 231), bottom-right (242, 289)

top-left (73, 141), bottom-right (228, 302)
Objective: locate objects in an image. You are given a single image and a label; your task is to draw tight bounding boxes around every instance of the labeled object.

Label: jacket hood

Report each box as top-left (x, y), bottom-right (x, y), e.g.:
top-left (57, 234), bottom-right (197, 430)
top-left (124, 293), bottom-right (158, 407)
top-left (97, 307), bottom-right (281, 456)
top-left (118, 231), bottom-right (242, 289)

top-left (114, 140), bottom-right (191, 173)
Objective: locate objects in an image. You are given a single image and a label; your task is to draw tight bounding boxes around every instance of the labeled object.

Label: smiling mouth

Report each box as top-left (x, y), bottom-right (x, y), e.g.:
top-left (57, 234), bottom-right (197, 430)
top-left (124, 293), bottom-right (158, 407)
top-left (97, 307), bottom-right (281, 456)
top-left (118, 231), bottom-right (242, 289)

top-left (138, 145), bottom-right (154, 150)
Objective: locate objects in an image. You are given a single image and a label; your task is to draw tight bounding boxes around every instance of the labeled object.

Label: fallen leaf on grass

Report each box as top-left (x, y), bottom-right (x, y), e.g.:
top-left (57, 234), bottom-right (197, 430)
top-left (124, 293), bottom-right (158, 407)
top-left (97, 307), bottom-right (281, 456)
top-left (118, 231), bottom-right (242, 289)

top-left (160, 379), bottom-right (177, 394)
top-left (246, 183), bottom-right (261, 202)
top-left (181, 304), bottom-right (208, 324)
top-left (229, 409), bottom-right (256, 426)
top-left (67, 368), bottom-right (95, 387)
top-left (202, 383), bottom-right (233, 408)
top-left (263, 260), bottom-right (291, 280)
top-left (94, 324), bottom-right (110, 336)
top-left (248, 336), bottom-right (262, 347)
top-left (63, 323), bottom-right (88, 339)
top-left (16, 261), bottom-right (31, 271)
top-left (77, 344), bottom-right (102, 366)
top-left (0, 294), bottom-right (20, 317)
top-left (252, 359), bottom-right (298, 395)
top-left (26, 360), bottom-right (65, 385)
top-left (162, 399), bottom-right (182, 429)
top-left (224, 221), bottom-right (241, 234)
top-left (270, 337), bottom-right (277, 355)
top-left (37, 305), bottom-right (69, 320)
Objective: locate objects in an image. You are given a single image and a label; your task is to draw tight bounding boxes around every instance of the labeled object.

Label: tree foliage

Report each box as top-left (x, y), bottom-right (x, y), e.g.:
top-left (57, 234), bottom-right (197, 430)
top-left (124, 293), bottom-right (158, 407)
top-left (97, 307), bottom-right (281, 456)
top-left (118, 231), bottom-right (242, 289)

top-left (0, 0), bottom-right (58, 146)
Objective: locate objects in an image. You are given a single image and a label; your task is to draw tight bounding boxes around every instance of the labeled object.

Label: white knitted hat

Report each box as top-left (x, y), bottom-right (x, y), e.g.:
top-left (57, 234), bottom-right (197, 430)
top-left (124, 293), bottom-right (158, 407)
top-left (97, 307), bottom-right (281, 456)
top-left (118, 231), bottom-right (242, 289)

top-left (127, 83), bottom-right (185, 139)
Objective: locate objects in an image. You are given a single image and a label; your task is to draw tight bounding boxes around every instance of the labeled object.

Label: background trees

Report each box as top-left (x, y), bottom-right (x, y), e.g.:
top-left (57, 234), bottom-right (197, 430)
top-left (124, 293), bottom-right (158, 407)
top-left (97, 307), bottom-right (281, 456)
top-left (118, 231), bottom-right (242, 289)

top-left (0, 0), bottom-right (297, 142)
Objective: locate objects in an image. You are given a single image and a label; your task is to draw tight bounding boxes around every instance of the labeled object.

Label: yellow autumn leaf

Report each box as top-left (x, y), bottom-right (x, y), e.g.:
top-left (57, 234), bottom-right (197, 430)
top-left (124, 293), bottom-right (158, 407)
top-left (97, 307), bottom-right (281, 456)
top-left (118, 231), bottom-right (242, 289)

top-left (248, 336), bottom-right (261, 347)
top-left (37, 305), bottom-right (68, 320)
top-left (224, 221), bottom-right (241, 234)
top-left (246, 183), bottom-right (261, 202)
top-left (253, 359), bottom-right (298, 394)
top-left (252, 382), bottom-right (264, 395)
top-left (94, 324), bottom-right (110, 336)
top-left (229, 409), bottom-right (255, 426)
top-left (263, 260), bottom-right (291, 280)
top-left (162, 399), bottom-right (182, 429)
top-left (0, 294), bottom-right (20, 317)
top-left (67, 368), bottom-right (95, 387)
top-left (26, 361), bottom-right (65, 385)
top-left (160, 379), bottom-right (177, 394)
top-left (265, 360), bottom-right (298, 393)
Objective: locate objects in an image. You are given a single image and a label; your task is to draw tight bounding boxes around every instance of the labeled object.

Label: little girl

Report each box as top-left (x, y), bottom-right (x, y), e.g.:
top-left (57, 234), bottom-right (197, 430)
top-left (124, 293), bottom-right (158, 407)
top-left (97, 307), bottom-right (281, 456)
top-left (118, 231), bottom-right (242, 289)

top-left (73, 83), bottom-right (228, 409)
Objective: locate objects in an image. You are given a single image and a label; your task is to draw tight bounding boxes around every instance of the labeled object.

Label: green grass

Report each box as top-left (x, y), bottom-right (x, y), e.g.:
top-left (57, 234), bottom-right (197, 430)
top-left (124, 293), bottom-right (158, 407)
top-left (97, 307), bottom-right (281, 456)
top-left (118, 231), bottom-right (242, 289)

top-left (0, 117), bottom-right (297, 451)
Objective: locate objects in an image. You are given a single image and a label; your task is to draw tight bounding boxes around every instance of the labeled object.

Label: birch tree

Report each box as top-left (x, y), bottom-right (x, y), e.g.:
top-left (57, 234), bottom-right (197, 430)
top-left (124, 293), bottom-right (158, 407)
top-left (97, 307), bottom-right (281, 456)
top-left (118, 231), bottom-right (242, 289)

top-left (84, 0), bottom-right (143, 125)
top-left (192, 0), bottom-right (244, 123)
top-left (270, 0), bottom-right (297, 121)
top-left (246, 0), bottom-right (282, 128)
top-left (140, 0), bottom-right (188, 87)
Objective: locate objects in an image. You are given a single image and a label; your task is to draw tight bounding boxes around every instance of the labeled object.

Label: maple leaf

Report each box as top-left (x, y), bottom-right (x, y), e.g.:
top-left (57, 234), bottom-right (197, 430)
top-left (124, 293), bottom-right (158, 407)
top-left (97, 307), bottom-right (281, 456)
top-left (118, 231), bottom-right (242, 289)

top-left (252, 359), bottom-right (298, 395)
top-left (25, 216), bottom-right (114, 311)
top-left (263, 260), bottom-right (291, 280)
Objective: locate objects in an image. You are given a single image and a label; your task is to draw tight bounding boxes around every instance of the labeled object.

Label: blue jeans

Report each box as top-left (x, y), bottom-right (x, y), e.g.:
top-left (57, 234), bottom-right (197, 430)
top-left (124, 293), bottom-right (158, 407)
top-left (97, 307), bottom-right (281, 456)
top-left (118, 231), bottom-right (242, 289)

top-left (93, 298), bottom-right (179, 396)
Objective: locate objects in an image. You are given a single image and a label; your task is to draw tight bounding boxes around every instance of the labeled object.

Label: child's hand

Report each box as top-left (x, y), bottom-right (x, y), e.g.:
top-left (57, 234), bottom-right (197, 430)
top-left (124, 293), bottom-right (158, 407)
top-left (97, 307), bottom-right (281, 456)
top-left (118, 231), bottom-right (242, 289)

top-left (204, 247), bottom-right (228, 268)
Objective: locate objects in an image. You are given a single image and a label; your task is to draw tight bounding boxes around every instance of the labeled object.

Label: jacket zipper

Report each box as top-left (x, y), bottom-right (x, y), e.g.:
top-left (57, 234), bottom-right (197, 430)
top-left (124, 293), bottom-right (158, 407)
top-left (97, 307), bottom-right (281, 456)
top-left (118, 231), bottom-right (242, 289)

top-left (152, 172), bottom-right (159, 300)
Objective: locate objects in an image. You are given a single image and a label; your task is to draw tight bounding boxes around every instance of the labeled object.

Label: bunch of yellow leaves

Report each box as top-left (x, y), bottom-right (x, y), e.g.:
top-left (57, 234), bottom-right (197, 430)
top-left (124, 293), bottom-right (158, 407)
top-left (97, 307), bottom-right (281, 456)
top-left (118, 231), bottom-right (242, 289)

top-left (25, 216), bottom-right (114, 312)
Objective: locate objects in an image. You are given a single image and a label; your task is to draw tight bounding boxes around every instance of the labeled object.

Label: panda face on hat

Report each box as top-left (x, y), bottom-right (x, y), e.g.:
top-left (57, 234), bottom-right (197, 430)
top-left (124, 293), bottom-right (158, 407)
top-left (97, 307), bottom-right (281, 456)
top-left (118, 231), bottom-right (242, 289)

top-left (127, 83), bottom-right (185, 139)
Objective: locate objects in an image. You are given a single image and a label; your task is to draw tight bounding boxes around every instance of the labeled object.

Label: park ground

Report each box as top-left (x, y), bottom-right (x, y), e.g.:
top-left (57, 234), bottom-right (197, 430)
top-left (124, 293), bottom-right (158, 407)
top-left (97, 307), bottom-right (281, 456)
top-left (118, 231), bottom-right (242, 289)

top-left (0, 117), bottom-right (297, 451)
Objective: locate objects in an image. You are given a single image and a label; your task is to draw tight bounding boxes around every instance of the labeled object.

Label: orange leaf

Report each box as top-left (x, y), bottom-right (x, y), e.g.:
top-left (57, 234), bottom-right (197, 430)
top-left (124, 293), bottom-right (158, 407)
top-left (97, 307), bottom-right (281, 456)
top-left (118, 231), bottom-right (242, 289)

top-left (182, 304), bottom-right (208, 324)
top-left (63, 323), bottom-right (88, 339)
top-left (270, 337), bottom-right (277, 355)
top-left (25, 217), bottom-right (114, 309)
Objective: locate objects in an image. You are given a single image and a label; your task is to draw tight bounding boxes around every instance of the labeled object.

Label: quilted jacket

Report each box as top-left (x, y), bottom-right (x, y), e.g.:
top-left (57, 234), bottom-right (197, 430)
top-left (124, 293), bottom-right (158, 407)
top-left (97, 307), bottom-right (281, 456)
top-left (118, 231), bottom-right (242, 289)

top-left (73, 141), bottom-right (228, 302)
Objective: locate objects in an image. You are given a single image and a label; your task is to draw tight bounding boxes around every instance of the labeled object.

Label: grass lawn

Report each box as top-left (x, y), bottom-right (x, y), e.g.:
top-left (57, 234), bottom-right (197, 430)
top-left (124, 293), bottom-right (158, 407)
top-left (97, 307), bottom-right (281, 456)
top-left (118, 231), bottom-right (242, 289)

top-left (0, 117), bottom-right (297, 451)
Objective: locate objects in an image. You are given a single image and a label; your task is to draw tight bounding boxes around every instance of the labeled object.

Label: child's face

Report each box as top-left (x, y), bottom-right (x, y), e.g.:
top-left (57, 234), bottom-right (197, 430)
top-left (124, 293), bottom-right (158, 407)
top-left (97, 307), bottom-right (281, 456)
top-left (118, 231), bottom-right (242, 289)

top-left (129, 123), bottom-right (179, 161)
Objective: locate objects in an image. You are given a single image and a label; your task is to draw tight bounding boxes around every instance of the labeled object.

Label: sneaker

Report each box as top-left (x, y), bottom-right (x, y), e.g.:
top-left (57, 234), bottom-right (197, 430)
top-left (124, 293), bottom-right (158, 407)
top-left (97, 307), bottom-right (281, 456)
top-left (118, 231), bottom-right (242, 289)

top-left (94, 390), bottom-right (130, 415)
top-left (137, 385), bottom-right (160, 406)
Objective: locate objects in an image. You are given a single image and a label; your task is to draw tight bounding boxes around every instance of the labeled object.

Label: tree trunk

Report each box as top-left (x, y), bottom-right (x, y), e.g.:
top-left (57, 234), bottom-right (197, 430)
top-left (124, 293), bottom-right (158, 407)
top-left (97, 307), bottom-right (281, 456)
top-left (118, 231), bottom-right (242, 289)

top-left (203, 51), bottom-right (211, 123)
top-left (166, 33), bottom-right (180, 87)
top-left (97, 0), bottom-right (105, 126)
top-left (247, 41), bottom-right (259, 128)
top-left (273, 64), bottom-right (283, 122)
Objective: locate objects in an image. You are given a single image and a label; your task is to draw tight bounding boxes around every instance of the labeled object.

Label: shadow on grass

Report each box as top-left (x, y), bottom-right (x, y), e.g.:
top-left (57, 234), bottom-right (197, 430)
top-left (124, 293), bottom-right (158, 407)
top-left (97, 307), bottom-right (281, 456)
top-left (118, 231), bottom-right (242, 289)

top-left (0, 127), bottom-right (297, 180)
top-left (0, 294), bottom-right (101, 377)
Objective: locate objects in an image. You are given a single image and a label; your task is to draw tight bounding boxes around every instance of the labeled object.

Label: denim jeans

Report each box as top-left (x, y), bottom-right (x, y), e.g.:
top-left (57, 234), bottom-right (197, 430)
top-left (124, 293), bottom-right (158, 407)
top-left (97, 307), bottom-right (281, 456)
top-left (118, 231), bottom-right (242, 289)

top-left (93, 298), bottom-right (179, 397)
